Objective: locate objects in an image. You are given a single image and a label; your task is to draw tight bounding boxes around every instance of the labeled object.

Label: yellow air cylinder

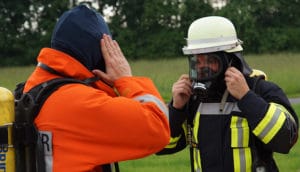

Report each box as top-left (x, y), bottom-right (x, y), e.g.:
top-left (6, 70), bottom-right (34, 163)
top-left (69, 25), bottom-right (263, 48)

top-left (0, 87), bottom-right (15, 172)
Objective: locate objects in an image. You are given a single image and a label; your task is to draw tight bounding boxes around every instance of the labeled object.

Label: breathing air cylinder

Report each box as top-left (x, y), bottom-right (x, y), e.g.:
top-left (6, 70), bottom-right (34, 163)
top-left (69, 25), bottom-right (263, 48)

top-left (0, 87), bottom-right (15, 172)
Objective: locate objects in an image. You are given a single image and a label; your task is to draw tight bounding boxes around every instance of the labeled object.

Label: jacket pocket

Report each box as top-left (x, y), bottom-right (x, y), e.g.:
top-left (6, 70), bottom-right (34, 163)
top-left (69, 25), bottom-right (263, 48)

top-left (230, 116), bottom-right (250, 148)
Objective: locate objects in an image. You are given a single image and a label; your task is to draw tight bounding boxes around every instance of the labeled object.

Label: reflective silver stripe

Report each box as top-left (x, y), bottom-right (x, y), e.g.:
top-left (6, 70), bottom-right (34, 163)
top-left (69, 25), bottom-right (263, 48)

top-left (183, 44), bottom-right (238, 55)
top-left (233, 148), bottom-right (252, 172)
top-left (231, 116), bottom-right (249, 148)
top-left (239, 148), bottom-right (246, 172)
top-left (256, 108), bottom-right (281, 140)
top-left (39, 131), bottom-right (53, 172)
top-left (187, 36), bottom-right (238, 45)
top-left (134, 94), bottom-right (169, 120)
top-left (236, 117), bottom-right (244, 147)
top-left (197, 102), bottom-right (240, 115)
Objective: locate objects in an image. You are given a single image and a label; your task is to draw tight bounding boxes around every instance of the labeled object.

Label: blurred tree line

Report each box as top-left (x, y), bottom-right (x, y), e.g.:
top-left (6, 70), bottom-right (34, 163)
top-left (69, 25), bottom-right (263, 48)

top-left (0, 0), bottom-right (299, 66)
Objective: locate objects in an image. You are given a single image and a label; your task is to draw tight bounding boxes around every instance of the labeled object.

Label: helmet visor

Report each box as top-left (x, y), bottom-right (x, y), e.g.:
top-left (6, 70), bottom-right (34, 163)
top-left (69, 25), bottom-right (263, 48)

top-left (189, 53), bottom-right (223, 82)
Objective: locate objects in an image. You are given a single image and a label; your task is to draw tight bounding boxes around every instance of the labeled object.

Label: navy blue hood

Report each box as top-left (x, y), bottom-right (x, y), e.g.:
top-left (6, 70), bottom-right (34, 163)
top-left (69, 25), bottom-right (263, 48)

top-left (51, 5), bottom-right (111, 71)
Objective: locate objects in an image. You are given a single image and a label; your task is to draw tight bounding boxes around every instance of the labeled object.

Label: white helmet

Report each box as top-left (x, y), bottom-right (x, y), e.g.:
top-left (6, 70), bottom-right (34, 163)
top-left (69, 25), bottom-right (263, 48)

top-left (182, 16), bottom-right (243, 55)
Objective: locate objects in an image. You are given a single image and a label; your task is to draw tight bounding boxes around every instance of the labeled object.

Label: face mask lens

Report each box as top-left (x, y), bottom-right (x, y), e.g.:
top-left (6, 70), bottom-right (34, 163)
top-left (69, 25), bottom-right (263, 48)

top-left (189, 56), bottom-right (198, 81)
top-left (189, 53), bottom-right (222, 82)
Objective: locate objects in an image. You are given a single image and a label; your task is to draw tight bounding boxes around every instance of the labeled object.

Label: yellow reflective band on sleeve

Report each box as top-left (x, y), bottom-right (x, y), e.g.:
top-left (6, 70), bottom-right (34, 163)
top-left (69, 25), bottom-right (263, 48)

top-left (230, 116), bottom-right (249, 147)
top-left (134, 94), bottom-right (169, 120)
top-left (165, 121), bottom-right (188, 149)
top-left (165, 135), bottom-right (181, 149)
top-left (253, 103), bottom-right (287, 143)
top-left (233, 148), bottom-right (252, 172)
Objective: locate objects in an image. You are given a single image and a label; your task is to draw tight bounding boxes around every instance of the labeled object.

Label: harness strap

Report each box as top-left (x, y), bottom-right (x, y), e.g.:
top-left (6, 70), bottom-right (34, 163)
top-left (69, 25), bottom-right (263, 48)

top-left (38, 62), bottom-right (99, 85)
top-left (37, 62), bottom-right (63, 76)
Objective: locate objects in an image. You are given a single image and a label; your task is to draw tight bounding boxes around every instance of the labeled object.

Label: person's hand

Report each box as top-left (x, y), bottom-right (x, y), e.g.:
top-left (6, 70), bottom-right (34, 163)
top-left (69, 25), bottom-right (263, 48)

top-left (172, 74), bottom-right (192, 109)
top-left (93, 34), bottom-right (132, 86)
top-left (225, 67), bottom-right (249, 100)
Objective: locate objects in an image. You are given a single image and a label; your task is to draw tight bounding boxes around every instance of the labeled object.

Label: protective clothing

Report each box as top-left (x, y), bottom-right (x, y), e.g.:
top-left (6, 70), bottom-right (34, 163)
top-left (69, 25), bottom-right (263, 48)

top-left (21, 5), bottom-right (170, 172)
top-left (182, 16), bottom-right (243, 55)
top-left (24, 48), bottom-right (169, 172)
top-left (159, 72), bottom-right (298, 172)
top-left (158, 16), bottom-right (298, 172)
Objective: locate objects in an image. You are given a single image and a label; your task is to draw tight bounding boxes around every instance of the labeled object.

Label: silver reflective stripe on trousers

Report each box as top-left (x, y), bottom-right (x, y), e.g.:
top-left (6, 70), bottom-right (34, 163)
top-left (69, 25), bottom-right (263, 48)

top-left (134, 94), bottom-right (169, 120)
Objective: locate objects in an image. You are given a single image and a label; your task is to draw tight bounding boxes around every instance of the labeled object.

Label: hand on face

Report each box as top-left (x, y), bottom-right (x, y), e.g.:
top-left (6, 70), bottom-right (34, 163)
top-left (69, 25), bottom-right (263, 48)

top-left (172, 74), bottom-right (193, 109)
top-left (93, 34), bottom-right (132, 86)
top-left (225, 67), bottom-right (249, 100)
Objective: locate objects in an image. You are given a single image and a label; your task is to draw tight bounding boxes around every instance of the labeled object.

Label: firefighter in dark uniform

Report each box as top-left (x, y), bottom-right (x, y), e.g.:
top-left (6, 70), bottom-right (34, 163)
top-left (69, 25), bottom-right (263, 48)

top-left (157, 16), bottom-right (299, 172)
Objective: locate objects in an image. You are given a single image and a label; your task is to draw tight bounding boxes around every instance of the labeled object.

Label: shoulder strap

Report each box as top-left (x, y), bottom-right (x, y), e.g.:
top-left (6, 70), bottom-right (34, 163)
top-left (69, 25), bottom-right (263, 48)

top-left (30, 78), bottom-right (88, 119)
top-left (14, 78), bottom-right (91, 123)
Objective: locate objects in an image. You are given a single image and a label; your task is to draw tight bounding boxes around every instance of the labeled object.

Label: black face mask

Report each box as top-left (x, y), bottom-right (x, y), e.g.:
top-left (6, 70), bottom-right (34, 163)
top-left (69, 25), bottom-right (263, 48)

top-left (189, 52), bottom-right (229, 98)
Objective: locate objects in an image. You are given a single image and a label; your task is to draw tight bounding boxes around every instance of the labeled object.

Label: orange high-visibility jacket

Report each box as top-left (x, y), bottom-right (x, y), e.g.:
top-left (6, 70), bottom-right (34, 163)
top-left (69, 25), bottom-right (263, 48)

top-left (23, 48), bottom-right (170, 172)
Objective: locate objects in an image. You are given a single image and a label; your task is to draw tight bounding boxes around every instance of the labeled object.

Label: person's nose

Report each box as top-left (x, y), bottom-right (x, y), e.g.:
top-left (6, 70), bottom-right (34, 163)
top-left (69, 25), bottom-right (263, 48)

top-left (197, 60), bottom-right (207, 68)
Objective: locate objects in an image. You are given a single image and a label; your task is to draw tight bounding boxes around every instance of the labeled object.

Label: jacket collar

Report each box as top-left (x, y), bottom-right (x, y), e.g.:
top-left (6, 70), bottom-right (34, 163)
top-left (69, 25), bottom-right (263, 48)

top-left (37, 48), bottom-right (94, 79)
top-left (25, 48), bottom-right (116, 96)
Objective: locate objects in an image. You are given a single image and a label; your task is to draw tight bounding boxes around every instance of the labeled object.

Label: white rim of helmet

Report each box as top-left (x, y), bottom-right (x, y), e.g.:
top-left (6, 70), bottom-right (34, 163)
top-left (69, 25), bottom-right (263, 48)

top-left (182, 37), bottom-right (243, 54)
top-left (182, 16), bottom-right (243, 55)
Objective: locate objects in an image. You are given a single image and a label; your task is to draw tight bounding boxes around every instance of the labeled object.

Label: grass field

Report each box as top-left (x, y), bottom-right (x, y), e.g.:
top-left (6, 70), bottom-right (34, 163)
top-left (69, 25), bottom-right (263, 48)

top-left (0, 53), bottom-right (300, 171)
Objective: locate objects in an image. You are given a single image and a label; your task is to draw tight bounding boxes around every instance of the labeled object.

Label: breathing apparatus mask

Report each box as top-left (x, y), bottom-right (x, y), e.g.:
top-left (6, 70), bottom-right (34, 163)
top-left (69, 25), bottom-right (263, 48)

top-left (189, 52), bottom-right (230, 97)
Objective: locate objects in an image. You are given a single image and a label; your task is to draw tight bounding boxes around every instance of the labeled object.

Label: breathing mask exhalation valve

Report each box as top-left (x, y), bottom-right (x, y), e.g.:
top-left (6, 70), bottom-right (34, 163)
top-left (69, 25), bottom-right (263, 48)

top-left (191, 81), bottom-right (211, 97)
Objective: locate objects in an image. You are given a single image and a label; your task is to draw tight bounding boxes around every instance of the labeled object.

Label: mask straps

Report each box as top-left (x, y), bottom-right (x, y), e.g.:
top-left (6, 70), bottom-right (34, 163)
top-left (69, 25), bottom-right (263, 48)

top-left (219, 58), bottom-right (232, 112)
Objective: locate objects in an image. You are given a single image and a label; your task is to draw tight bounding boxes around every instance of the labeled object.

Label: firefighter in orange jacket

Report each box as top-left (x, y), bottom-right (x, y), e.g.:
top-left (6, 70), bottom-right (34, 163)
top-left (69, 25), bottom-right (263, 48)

top-left (22, 5), bottom-right (170, 172)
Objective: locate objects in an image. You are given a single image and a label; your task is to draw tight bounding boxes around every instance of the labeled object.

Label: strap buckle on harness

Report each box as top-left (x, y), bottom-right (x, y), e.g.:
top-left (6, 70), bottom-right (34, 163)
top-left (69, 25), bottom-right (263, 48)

top-left (187, 124), bottom-right (199, 149)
